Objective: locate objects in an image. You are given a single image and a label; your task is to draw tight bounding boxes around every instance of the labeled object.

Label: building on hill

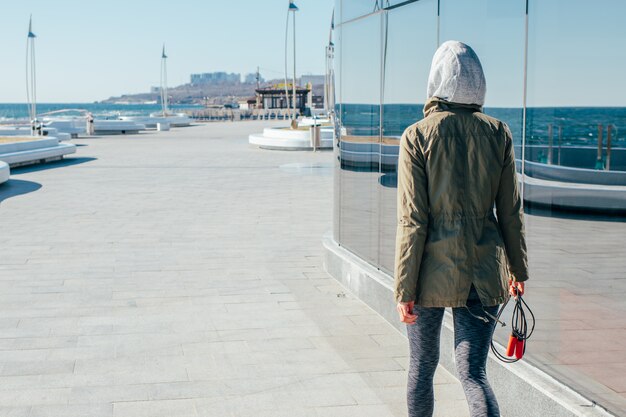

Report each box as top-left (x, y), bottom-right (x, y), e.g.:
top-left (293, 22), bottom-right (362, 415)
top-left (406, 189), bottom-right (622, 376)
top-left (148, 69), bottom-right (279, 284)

top-left (190, 72), bottom-right (241, 85)
top-left (244, 73), bottom-right (265, 84)
top-left (254, 82), bottom-right (324, 113)
top-left (255, 83), bottom-right (309, 112)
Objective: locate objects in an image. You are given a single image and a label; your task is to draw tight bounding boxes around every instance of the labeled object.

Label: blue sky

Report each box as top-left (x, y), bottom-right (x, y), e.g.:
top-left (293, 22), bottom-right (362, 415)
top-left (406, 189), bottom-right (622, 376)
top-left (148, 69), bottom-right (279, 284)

top-left (3, 0), bottom-right (625, 106)
top-left (1, 0), bottom-right (334, 102)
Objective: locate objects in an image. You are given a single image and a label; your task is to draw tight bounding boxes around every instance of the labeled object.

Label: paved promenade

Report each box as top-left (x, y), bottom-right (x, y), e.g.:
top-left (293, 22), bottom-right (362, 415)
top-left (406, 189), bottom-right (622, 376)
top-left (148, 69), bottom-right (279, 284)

top-left (0, 121), bottom-right (468, 417)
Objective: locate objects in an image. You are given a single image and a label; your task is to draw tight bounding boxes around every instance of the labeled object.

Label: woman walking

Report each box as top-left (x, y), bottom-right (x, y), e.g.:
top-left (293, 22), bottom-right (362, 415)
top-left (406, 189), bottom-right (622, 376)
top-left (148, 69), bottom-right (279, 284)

top-left (394, 41), bottom-right (529, 417)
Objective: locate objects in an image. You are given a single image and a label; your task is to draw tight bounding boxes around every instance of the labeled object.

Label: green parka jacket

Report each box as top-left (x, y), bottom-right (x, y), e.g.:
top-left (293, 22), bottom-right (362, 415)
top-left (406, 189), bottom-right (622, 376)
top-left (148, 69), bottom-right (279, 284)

top-left (393, 97), bottom-right (529, 307)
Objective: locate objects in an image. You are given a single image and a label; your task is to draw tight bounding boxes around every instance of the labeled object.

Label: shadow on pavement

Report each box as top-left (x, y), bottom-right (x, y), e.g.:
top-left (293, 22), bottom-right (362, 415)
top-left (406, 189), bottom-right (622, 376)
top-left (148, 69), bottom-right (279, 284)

top-left (0, 179), bottom-right (42, 203)
top-left (10, 157), bottom-right (97, 174)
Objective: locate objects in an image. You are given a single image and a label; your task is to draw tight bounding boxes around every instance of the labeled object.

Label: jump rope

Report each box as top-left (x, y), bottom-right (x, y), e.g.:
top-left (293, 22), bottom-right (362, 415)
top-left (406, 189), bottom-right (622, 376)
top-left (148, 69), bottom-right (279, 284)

top-left (488, 289), bottom-right (535, 363)
top-left (456, 286), bottom-right (535, 362)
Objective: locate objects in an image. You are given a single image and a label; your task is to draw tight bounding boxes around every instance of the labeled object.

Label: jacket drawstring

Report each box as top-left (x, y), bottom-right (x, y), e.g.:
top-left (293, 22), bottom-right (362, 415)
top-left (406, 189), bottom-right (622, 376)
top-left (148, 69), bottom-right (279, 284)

top-left (465, 305), bottom-right (506, 327)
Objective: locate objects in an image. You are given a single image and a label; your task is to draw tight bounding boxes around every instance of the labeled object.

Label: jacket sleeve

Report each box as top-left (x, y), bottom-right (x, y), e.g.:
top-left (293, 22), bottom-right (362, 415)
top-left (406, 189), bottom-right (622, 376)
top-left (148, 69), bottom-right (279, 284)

top-left (495, 124), bottom-right (529, 282)
top-left (394, 127), bottom-right (429, 303)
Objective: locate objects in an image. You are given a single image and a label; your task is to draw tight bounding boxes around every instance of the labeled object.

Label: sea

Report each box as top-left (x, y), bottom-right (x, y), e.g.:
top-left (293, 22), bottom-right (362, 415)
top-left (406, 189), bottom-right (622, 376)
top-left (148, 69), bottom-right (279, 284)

top-left (0, 103), bottom-right (202, 121)
top-left (2, 102), bottom-right (625, 149)
top-left (339, 104), bottom-right (626, 148)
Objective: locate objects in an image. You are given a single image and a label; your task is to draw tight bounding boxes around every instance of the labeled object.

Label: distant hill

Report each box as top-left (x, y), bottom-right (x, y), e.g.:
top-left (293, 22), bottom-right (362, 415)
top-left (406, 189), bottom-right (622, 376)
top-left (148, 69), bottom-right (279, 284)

top-left (99, 79), bottom-right (324, 106)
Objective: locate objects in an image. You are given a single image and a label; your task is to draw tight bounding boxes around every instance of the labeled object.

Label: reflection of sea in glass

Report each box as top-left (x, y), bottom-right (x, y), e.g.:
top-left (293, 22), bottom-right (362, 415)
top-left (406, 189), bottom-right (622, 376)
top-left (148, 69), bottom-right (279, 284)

top-left (525, 108), bottom-right (626, 147)
top-left (339, 104), bottom-right (380, 136)
top-left (342, 103), bottom-right (626, 170)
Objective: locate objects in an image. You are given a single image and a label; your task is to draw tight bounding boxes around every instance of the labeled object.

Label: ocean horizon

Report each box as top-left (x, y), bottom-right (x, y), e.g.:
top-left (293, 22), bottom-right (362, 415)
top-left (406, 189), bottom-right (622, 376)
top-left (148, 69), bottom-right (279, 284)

top-left (2, 102), bottom-right (625, 148)
top-left (0, 102), bottom-right (203, 121)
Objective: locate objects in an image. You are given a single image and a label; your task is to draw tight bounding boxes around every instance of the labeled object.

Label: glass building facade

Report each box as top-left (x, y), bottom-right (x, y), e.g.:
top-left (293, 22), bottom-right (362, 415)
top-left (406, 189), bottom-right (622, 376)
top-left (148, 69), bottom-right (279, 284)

top-left (333, 0), bottom-right (626, 414)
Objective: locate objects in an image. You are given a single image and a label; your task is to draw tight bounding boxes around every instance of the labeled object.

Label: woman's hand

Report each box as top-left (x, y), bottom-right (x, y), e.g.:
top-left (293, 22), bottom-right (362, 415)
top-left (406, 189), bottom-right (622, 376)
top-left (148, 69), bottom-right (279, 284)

top-left (508, 279), bottom-right (525, 297)
top-left (397, 301), bottom-right (418, 324)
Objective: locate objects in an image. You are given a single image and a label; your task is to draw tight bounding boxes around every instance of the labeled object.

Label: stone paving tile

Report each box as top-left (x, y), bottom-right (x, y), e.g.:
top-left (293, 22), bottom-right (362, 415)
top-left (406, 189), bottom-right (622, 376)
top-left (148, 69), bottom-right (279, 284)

top-left (0, 360), bottom-right (75, 377)
top-left (0, 407), bottom-right (31, 417)
top-left (68, 384), bottom-right (151, 405)
top-left (30, 404), bottom-right (113, 417)
top-left (314, 404), bottom-right (397, 417)
top-left (113, 398), bottom-right (197, 417)
top-left (0, 387), bottom-right (71, 407)
top-left (0, 121), bottom-right (467, 417)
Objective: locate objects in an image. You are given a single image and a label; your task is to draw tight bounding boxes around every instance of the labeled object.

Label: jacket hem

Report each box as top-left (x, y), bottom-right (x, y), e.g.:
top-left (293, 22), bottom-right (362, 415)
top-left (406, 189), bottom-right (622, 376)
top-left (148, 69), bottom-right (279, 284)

top-left (415, 294), bottom-right (509, 308)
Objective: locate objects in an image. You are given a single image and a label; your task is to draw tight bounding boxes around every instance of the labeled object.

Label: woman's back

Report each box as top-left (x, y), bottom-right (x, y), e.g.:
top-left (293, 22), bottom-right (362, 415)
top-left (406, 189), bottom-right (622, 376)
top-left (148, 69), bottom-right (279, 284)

top-left (418, 100), bottom-right (508, 218)
top-left (395, 40), bottom-right (529, 417)
top-left (394, 42), bottom-right (528, 309)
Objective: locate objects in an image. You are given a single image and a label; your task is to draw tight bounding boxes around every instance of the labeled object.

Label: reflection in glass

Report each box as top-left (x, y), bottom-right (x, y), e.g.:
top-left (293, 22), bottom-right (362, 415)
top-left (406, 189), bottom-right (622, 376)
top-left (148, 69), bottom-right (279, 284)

top-left (440, 0), bottom-right (526, 147)
top-left (521, 1), bottom-right (626, 414)
top-left (379, 0), bottom-right (438, 274)
top-left (334, 1), bottom-right (626, 414)
top-left (339, 0), bottom-right (382, 23)
top-left (336, 13), bottom-right (382, 265)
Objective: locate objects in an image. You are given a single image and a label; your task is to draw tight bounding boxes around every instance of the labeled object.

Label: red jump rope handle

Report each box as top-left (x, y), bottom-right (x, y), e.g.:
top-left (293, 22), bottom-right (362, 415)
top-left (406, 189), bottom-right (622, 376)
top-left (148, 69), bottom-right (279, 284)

top-left (506, 334), bottom-right (516, 357)
top-left (515, 337), bottom-right (525, 359)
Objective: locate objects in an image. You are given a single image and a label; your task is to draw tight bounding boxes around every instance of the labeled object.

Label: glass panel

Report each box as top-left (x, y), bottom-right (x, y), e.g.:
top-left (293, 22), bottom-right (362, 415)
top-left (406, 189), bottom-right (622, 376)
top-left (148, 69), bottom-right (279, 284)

top-left (386, 0), bottom-right (423, 7)
top-left (524, 1), bottom-right (626, 414)
top-left (334, 1), bottom-right (626, 414)
top-left (336, 14), bottom-right (382, 266)
top-left (439, 0), bottom-right (528, 380)
top-left (379, 0), bottom-right (439, 274)
top-left (440, 0), bottom-right (526, 148)
top-left (333, 4), bottom-right (342, 243)
top-left (340, 0), bottom-right (382, 23)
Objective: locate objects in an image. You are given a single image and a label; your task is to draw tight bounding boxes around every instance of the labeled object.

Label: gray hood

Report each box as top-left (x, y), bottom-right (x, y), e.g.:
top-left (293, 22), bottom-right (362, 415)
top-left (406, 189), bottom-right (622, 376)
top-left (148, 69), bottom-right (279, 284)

top-left (426, 41), bottom-right (486, 106)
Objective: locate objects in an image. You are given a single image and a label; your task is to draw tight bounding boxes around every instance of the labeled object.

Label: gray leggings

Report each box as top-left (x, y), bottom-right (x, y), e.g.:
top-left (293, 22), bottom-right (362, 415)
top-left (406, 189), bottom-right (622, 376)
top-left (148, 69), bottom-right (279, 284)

top-left (406, 286), bottom-right (500, 417)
